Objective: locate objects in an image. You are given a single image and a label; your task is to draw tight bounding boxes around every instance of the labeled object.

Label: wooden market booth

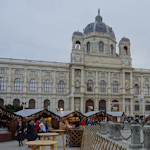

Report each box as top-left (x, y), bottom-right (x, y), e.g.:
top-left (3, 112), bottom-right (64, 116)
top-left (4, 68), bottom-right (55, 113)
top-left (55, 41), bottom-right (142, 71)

top-left (15, 109), bottom-right (60, 129)
top-left (0, 106), bottom-right (21, 141)
top-left (84, 110), bottom-right (110, 122)
top-left (55, 110), bottom-right (86, 127)
top-left (107, 111), bottom-right (126, 123)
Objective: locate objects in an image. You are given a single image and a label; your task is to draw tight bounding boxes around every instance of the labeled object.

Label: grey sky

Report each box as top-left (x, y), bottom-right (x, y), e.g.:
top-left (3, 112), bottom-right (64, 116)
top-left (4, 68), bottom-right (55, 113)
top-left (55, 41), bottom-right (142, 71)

top-left (0, 0), bottom-right (150, 69)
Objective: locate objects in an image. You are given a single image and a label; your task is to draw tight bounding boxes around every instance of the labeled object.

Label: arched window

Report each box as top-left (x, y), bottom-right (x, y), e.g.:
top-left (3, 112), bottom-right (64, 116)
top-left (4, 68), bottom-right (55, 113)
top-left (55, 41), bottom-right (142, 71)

top-left (112, 81), bottom-right (118, 93)
top-left (29, 99), bottom-right (35, 109)
top-left (14, 78), bottom-right (22, 91)
top-left (100, 80), bottom-right (106, 92)
top-left (99, 41), bottom-right (104, 52)
top-left (145, 101), bottom-right (150, 111)
top-left (44, 99), bottom-right (50, 109)
top-left (13, 99), bottom-right (20, 106)
top-left (0, 77), bottom-right (6, 91)
top-left (111, 100), bottom-right (119, 111)
top-left (58, 100), bottom-right (64, 110)
top-left (58, 80), bottom-right (65, 93)
top-left (0, 98), bottom-right (4, 107)
top-left (75, 41), bottom-right (81, 50)
top-left (134, 84), bottom-right (139, 95)
top-left (110, 45), bottom-right (113, 55)
top-left (44, 80), bottom-right (51, 92)
top-left (135, 101), bottom-right (139, 111)
top-left (99, 100), bottom-right (106, 111)
top-left (30, 79), bottom-right (36, 91)
top-left (124, 46), bottom-right (128, 55)
top-left (87, 80), bottom-right (93, 92)
top-left (86, 100), bottom-right (94, 112)
top-left (144, 84), bottom-right (149, 95)
top-left (87, 42), bottom-right (90, 53)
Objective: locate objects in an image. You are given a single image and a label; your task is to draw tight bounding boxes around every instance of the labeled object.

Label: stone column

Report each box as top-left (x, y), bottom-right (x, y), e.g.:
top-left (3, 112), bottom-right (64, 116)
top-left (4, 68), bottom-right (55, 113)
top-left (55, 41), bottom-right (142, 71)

top-left (23, 69), bottom-right (27, 93)
top-left (38, 70), bottom-right (42, 93)
top-left (81, 69), bottom-right (85, 93)
top-left (71, 68), bottom-right (75, 110)
top-left (108, 72), bottom-right (111, 94)
top-left (113, 123), bottom-right (122, 141)
top-left (130, 98), bottom-right (133, 116)
top-left (123, 98), bottom-right (125, 112)
top-left (95, 71), bottom-right (98, 93)
top-left (7, 68), bottom-right (12, 92)
top-left (95, 98), bottom-right (98, 111)
top-left (107, 99), bottom-right (111, 112)
top-left (80, 97), bottom-right (83, 113)
top-left (53, 71), bottom-right (56, 94)
top-left (129, 124), bottom-right (143, 149)
top-left (143, 99), bottom-right (145, 116)
top-left (140, 75), bottom-right (143, 93)
top-left (130, 72), bottom-right (133, 94)
top-left (122, 72), bottom-right (125, 94)
top-left (52, 97), bottom-right (56, 112)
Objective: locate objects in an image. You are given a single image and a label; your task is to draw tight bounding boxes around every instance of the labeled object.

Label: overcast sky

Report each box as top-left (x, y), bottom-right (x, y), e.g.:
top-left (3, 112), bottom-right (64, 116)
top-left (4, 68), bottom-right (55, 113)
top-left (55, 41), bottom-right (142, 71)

top-left (0, 0), bottom-right (150, 69)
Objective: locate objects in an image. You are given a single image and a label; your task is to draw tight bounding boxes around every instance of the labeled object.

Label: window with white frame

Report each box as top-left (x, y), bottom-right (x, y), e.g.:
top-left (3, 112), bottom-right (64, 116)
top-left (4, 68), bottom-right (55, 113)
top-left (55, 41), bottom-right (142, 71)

top-left (113, 74), bottom-right (118, 78)
top-left (100, 80), bottom-right (106, 92)
top-left (15, 70), bottom-right (21, 75)
top-left (144, 84), bottom-right (149, 95)
top-left (30, 71), bottom-right (36, 75)
top-left (112, 81), bottom-right (118, 93)
top-left (30, 79), bottom-right (36, 91)
top-left (134, 77), bottom-right (138, 81)
top-left (134, 84), bottom-right (139, 95)
top-left (0, 69), bottom-right (5, 74)
top-left (58, 80), bottom-right (65, 92)
top-left (44, 80), bottom-right (51, 92)
top-left (101, 73), bottom-right (105, 77)
top-left (14, 78), bottom-right (22, 91)
top-left (45, 72), bottom-right (51, 76)
top-left (145, 78), bottom-right (149, 82)
top-left (87, 72), bottom-right (93, 76)
top-left (59, 72), bottom-right (65, 77)
top-left (0, 77), bottom-right (6, 91)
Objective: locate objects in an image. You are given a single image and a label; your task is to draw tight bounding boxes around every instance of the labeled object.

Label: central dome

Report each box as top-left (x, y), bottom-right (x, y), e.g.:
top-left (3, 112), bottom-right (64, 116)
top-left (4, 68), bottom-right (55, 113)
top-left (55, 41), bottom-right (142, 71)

top-left (84, 10), bottom-right (115, 38)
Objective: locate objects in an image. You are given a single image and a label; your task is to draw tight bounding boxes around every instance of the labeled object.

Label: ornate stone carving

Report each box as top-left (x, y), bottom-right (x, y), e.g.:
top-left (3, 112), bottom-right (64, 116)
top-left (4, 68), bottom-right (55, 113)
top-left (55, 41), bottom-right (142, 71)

top-left (75, 80), bottom-right (80, 88)
top-left (122, 58), bottom-right (131, 66)
top-left (72, 54), bottom-right (83, 62)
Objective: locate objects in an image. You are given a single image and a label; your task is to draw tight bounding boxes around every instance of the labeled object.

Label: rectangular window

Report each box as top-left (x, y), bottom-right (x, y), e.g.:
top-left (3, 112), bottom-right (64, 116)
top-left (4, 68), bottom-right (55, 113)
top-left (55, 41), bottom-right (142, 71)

top-left (30, 71), bottom-right (36, 75)
top-left (15, 70), bottom-right (21, 75)
top-left (113, 74), bottom-right (118, 78)
top-left (134, 77), bottom-right (138, 81)
top-left (45, 72), bottom-right (51, 76)
top-left (59, 72), bottom-right (65, 77)
top-left (145, 78), bottom-right (149, 82)
top-left (101, 73), bottom-right (105, 77)
top-left (88, 72), bottom-right (93, 76)
top-left (0, 69), bottom-right (5, 74)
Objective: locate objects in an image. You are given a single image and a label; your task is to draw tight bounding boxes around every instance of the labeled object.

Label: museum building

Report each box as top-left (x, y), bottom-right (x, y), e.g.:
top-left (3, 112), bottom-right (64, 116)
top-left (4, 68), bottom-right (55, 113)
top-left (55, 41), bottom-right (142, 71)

top-left (0, 11), bottom-right (150, 117)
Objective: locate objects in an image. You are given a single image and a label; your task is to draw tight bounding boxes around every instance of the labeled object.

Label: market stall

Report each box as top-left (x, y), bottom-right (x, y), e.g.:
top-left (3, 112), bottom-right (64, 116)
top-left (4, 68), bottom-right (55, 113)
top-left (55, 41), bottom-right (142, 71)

top-left (55, 110), bottom-right (86, 128)
top-left (107, 111), bottom-right (125, 122)
top-left (0, 106), bottom-right (21, 141)
top-left (84, 110), bottom-right (109, 122)
top-left (15, 109), bottom-right (60, 129)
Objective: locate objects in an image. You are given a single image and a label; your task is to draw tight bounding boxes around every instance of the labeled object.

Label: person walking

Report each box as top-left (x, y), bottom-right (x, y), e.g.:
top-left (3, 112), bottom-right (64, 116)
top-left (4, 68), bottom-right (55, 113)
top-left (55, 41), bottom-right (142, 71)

top-left (35, 120), bottom-right (40, 139)
top-left (16, 120), bottom-right (24, 146)
top-left (27, 120), bottom-right (36, 147)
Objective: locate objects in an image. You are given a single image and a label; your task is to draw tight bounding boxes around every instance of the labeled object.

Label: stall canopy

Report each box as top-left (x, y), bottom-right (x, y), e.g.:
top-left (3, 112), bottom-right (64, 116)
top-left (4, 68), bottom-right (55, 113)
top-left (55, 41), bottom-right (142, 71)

top-left (107, 111), bottom-right (125, 122)
top-left (15, 109), bottom-right (60, 121)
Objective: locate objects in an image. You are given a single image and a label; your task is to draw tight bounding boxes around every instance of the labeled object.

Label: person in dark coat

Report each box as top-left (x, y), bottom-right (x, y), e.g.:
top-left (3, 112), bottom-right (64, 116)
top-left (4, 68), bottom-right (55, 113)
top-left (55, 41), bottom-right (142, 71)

top-left (16, 120), bottom-right (24, 146)
top-left (27, 120), bottom-right (36, 142)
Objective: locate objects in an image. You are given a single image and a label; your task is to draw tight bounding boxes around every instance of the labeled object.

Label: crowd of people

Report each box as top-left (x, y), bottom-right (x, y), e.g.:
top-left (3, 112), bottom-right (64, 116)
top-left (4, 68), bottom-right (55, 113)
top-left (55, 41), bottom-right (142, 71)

top-left (16, 119), bottom-right (50, 147)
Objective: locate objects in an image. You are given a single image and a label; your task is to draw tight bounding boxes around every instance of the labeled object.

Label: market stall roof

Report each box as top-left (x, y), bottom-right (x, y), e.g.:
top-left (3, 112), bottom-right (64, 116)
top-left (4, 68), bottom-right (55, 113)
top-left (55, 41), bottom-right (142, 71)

top-left (145, 114), bottom-right (150, 118)
top-left (15, 109), bottom-right (44, 117)
top-left (0, 106), bottom-right (21, 120)
top-left (107, 111), bottom-right (124, 117)
top-left (84, 111), bottom-right (100, 117)
top-left (55, 110), bottom-right (75, 118)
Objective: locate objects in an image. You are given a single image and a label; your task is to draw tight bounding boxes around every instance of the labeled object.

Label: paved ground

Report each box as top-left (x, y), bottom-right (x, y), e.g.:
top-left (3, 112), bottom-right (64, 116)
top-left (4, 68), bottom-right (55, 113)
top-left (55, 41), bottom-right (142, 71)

top-left (0, 135), bottom-right (80, 150)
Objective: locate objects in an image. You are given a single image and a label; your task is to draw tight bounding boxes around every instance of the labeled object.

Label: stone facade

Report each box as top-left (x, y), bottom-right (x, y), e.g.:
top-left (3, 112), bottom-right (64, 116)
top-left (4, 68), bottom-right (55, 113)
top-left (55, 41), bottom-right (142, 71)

top-left (0, 11), bottom-right (150, 116)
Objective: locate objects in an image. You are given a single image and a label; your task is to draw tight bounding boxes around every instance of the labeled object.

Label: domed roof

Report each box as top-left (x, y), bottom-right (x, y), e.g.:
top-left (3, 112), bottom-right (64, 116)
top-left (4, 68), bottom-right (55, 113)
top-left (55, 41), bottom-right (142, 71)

top-left (121, 37), bottom-right (130, 42)
top-left (84, 10), bottom-right (115, 38)
top-left (73, 31), bottom-right (83, 36)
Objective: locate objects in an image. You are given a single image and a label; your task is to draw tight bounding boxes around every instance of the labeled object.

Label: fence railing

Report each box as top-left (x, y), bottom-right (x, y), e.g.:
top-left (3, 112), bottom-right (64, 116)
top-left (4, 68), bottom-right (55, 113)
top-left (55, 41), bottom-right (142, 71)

top-left (80, 125), bottom-right (127, 150)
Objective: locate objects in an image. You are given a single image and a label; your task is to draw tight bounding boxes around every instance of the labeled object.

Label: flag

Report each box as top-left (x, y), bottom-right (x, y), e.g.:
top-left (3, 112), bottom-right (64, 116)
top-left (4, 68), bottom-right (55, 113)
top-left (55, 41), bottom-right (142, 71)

top-left (138, 94), bottom-right (144, 99)
top-left (66, 92), bottom-right (74, 98)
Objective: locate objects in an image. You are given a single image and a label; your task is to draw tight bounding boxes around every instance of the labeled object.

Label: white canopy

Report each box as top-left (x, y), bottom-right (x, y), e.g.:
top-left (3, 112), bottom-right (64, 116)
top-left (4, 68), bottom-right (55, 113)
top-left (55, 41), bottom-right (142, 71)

top-left (107, 111), bottom-right (124, 117)
top-left (84, 111), bottom-right (100, 117)
top-left (55, 110), bottom-right (75, 118)
top-left (15, 109), bottom-right (44, 117)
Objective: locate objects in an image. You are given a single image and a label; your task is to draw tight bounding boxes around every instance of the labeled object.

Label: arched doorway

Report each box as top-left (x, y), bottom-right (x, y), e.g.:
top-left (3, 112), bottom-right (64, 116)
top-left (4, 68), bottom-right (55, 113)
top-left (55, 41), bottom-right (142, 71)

top-left (44, 99), bottom-right (50, 109)
top-left (111, 100), bottom-right (119, 111)
top-left (58, 100), bottom-right (64, 110)
top-left (0, 98), bottom-right (4, 107)
top-left (29, 99), bottom-right (35, 109)
top-left (99, 100), bottom-right (106, 111)
top-left (85, 100), bottom-right (94, 112)
top-left (13, 99), bottom-right (20, 106)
